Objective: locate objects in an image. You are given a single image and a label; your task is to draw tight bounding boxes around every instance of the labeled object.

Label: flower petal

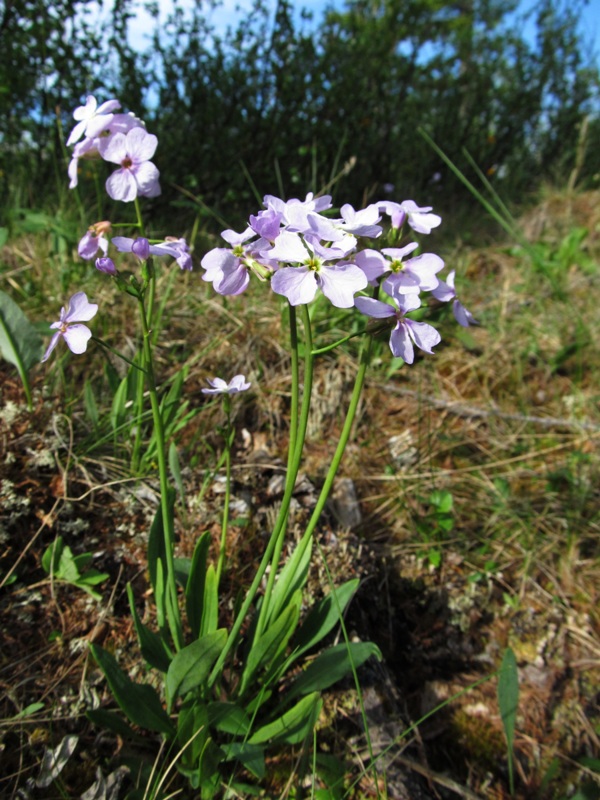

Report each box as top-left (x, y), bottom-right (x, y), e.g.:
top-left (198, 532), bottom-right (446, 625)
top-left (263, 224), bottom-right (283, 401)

top-left (64, 292), bottom-right (98, 323)
top-left (318, 264), bottom-right (367, 308)
top-left (106, 168), bottom-right (138, 202)
top-left (405, 319), bottom-right (441, 355)
top-left (389, 322), bottom-right (414, 363)
top-left (127, 128), bottom-right (158, 162)
top-left (41, 332), bottom-right (62, 363)
top-left (271, 267), bottom-right (317, 305)
top-left (133, 161), bottom-right (161, 197)
top-left (63, 324), bottom-right (92, 354)
top-left (354, 296), bottom-right (396, 318)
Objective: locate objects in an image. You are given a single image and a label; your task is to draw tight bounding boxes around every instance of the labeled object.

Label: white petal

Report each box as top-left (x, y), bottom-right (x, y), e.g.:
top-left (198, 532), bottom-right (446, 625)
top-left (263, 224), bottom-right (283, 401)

top-left (63, 324), bottom-right (92, 354)
top-left (65, 292), bottom-right (98, 323)
top-left (106, 169), bottom-right (138, 202)
top-left (318, 264), bottom-right (367, 308)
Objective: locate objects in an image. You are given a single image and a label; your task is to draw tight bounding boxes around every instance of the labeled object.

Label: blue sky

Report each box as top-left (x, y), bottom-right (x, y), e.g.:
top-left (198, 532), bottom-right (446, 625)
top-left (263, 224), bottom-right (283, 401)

top-left (120, 0), bottom-right (600, 67)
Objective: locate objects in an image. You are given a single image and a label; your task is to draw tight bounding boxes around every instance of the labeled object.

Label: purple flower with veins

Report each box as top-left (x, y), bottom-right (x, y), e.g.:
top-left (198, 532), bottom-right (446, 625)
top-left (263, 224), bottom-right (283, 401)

top-left (263, 193), bottom-right (333, 235)
top-left (66, 95), bottom-right (121, 147)
top-left (78, 221), bottom-right (111, 260)
top-left (337, 203), bottom-right (382, 238)
top-left (99, 127), bottom-right (160, 202)
top-left (378, 200), bottom-right (442, 234)
top-left (378, 245), bottom-right (444, 298)
top-left (112, 236), bottom-right (192, 271)
top-left (202, 375), bottom-right (251, 395)
top-left (42, 292), bottom-right (98, 363)
top-left (355, 294), bottom-right (441, 364)
top-left (201, 229), bottom-right (274, 295)
top-left (269, 232), bottom-right (367, 308)
top-left (432, 270), bottom-right (478, 327)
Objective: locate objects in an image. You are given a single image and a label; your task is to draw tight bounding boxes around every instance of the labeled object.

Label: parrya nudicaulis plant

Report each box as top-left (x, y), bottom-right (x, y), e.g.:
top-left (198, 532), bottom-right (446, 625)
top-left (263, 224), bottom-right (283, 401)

top-left (41, 94), bottom-right (476, 798)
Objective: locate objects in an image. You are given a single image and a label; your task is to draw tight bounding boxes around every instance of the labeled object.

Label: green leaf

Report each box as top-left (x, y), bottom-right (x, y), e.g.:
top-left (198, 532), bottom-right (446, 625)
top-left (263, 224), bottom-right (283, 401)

top-left (0, 290), bottom-right (43, 373)
top-left (186, 531), bottom-right (211, 639)
top-left (90, 644), bottom-right (174, 737)
top-left (166, 630), bottom-right (226, 708)
top-left (169, 440), bottom-right (185, 501)
top-left (207, 702), bottom-right (251, 736)
top-left (287, 642), bottom-right (381, 702)
top-left (200, 564), bottom-right (219, 637)
top-left (498, 647), bottom-right (519, 795)
top-left (249, 692), bottom-right (322, 746)
top-left (265, 537), bottom-right (312, 628)
top-left (42, 537), bottom-right (65, 574)
top-left (293, 579), bottom-right (359, 656)
top-left (109, 375), bottom-right (129, 434)
top-left (127, 584), bottom-right (172, 672)
top-left (86, 708), bottom-right (143, 742)
top-left (222, 741), bottom-right (265, 779)
top-left (83, 380), bottom-right (99, 429)
top-left (239, 599), bottom-right (300, 696)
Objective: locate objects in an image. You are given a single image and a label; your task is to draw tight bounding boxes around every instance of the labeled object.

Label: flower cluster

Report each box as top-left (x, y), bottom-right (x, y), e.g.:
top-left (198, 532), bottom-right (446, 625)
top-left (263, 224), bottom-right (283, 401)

top-left (66, 95), bottom-right (160, 202)
top-left (201, 193), bottom-right (475, 363)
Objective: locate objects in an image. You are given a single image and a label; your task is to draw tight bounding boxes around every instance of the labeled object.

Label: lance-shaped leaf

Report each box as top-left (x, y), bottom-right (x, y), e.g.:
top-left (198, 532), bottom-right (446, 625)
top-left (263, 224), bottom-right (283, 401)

top-left (249, 692), bottom-right (322, 746)
top-left (166, 629), bottom-right (226, 709)
top-left (90, 644), bottom-right (174, 736)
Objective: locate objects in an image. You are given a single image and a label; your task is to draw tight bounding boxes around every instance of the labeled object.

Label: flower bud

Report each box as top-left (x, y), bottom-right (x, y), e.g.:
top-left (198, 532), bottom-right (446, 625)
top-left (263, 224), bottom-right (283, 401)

top-left (96, 256), bottom-right (117, 275)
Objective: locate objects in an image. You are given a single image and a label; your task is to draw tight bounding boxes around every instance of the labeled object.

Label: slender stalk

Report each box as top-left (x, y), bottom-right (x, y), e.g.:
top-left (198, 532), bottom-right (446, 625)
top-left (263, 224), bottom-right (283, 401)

top-left (287, 304), bottom-right (299, 480)
top-left (208, 304), bottom-right (315, 684)
top-left (215, 402), bottom-right (232, 588)
top-left (290, 332), bottom-right (372, 570)
top-left (138, 296), bottom-right (183, 650)
top-left (255, 304), bottom-right (314, 639)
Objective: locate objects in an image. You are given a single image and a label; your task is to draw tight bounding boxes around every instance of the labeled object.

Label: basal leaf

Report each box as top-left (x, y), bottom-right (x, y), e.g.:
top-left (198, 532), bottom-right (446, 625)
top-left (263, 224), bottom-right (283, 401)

top-left (293, 579), bottom-right (359, 657)
top-left (166, 629), bottom-right (226, 708)
top-left (90, 644), bottom-right (174, 737)
top-left (287, 641), bottom-right (382, 702)
top-left (249, 692), bottom-right (322, 746)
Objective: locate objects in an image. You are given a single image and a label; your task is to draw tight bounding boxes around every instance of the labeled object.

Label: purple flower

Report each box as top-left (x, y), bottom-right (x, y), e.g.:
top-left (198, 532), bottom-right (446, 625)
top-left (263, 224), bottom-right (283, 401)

top-left (269, 233), bottom-right (366, 308)
top-left (112, 236), bottom-right (193, 271)
top-left (132, 238), bottom-right (150, 261)
top-left (78, 221), bottom-right (111, 260)
top-left (379, 245), bottom-right (444, 298)
top-left (431, 270), bottom-right (477, 327)
top-left (95, 257), bottom-right (117, 275)
top-left (99, 127), bottom-right (161, 202)
top-left (201, 375), bottom-right (251, 395)
top-left (354, 295), bottom-right (441, 364)
top-left (66, 95), bottom-right (121, 147)
top-left (378, 200), bottom-right (442, 234)
top-left (263, 193), bottom-right (333, 235)
top-left (42, 292), bottom-right (98, 363)
top-left (399, 200), bottom-right (442, 234)
top-left (201, 230), bottom-right (274, 295)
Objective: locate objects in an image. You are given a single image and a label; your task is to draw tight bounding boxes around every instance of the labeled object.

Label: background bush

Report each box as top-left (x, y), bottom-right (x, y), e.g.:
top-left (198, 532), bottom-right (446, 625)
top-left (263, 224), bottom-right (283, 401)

top-left (0, 0), bottom-right (598, 229)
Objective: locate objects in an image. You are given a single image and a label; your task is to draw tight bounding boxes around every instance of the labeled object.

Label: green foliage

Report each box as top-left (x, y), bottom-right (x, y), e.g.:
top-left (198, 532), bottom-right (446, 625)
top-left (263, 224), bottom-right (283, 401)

top-left (0, 290), bottom-right (43, 408)
top-left (497, 647), bottom-right (519, 796)
top-left (1, 0), bottom-right (597, 224)
top-left (41, 536), bottom-right (108, 600)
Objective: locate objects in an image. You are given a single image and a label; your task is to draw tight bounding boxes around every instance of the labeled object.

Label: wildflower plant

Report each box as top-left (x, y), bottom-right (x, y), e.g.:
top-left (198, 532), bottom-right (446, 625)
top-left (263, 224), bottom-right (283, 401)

top-left (40, 94), bottom-right (476, 796)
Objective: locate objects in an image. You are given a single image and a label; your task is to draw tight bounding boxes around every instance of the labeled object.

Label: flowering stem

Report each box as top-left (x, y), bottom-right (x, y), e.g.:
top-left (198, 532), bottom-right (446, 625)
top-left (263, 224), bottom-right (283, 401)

top-left (254, 304), bottom-right (315, 642)
top-left (287, 304), bottom-right (299, 480)
top-left (216, 400), bottom-right (233, 588)
top-left (208, 304), bottom-right (315, 684)
top-left (137, 295), bottom-right (183, 650)
top-left (291, 331), bottom-right (373, 568)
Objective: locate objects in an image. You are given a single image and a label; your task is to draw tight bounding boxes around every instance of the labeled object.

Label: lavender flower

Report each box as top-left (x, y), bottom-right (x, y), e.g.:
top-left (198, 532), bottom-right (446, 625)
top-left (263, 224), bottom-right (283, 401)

top-left (66, 95), bottom-right (121, 147)
top-left (95, 257), bottom-right (117, 275)
top-left (201, 375), bottom-right (252, 395)
top-left (41, 292), bottom-right (98, 362)
top-left (78, 221), bottom-right (111, 260)
top-left (354, 294), bottom-right (441, 364)
top-left (432, 270), bottom-right (477, 327)
top-left (378, 200), bottom-right (442, 234)
top-left (201, 229), bottom-right (274, 295)
top-left (99, 127), bottom-right (161, 202)
top-left (269, 233), bottom-right (366, 308)
top-left (112, 236), bottom-right (192, 271)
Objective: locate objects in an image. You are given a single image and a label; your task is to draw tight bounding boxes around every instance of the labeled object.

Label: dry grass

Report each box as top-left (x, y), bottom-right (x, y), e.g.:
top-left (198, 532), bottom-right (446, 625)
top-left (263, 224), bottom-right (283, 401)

top-left (0, 185), bottom-right (599, 798)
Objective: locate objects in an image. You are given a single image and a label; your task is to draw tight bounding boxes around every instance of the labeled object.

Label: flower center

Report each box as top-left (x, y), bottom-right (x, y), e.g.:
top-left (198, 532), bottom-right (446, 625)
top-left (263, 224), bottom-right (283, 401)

top-left (306, 257), bottom-right (321, 272)
top-left (390, 259), bottom-right (404, 273)
top-left (121, 156), bottom-right (133, 169)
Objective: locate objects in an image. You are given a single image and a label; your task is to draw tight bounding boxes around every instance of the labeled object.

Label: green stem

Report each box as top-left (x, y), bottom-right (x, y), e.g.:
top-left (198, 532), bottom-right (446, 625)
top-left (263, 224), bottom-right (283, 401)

top-left (216, 403), bottom-right (232, 588)
top-left (138, 296), bottom-right (183, 650)
top-left (208, 304), bottom-right (314, 685)
top-left (256, 304), bottom-right (314, 638)
top-left (288, 332), bottom-right (372, 573)
top-left (287, 304), bottom-right (299, 480)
